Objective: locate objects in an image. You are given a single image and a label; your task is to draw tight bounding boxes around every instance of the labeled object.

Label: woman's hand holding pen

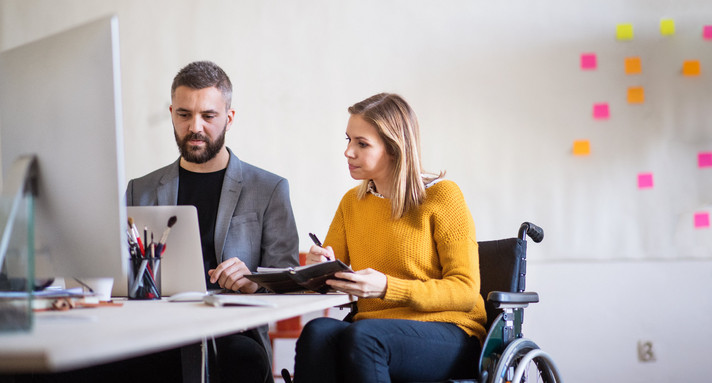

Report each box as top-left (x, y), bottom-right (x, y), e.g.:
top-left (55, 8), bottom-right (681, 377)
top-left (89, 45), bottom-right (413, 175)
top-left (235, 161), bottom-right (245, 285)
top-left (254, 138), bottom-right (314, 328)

top-left (326, 268), bottom-right (387, 299)
top-left (305, 232), bottom-right (387, 298)
top-left (306, 244), bottom-right (335, 265)
top-left (306, 232), bottom-right (333, 264)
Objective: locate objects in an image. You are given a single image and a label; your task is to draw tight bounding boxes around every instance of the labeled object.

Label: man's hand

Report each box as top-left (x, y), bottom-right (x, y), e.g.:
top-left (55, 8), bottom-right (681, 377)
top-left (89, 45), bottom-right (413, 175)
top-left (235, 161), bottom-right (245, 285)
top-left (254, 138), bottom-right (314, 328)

top-left (325, 268), bottom-right (387, 298)
top-left (208, 257), bottom-right (259, 293)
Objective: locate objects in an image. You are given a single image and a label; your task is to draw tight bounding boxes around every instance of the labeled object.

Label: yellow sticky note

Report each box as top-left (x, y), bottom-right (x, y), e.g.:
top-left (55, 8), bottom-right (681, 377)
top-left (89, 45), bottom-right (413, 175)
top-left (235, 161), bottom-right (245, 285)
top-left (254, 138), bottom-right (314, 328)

top-left (682, 60), bottom-right (701, 76)
top-left (660, 19), bottom-right (675, 36)
top-left (628, 87), bottom-right (645, 104)
top-left (625, 57), bottom-right (642, 74)
top-left (573, 140), bottom-right (591, 156)
top-left (617, 23), bottom-right (634, 41)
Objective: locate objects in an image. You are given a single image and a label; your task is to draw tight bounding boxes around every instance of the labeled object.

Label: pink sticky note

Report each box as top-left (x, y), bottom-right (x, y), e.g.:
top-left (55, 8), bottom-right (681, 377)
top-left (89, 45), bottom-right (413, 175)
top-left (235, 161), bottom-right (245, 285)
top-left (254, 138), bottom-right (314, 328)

top-left (694, 212), bottom-right (710, 229)
top-left (638, 173), bottom-right (654, 189)
top-left (581, 53), bottom-right (597, 70)
top-left (704, 25), bottom-right (712, 40)
top-left (593, 103), bottom-right (610, 119)
top-left (699, 152), bottom-right (712, 168)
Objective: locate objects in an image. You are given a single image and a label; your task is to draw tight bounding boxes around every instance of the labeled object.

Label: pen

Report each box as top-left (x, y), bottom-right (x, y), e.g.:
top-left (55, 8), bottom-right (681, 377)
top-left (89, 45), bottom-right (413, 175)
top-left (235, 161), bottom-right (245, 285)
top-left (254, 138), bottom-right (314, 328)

top-left (308, 232), bottom-right (322, 247)
top-left (150, 233), bottom-right (155, 259)
top-left (309, 233), bottom-right (331, 261)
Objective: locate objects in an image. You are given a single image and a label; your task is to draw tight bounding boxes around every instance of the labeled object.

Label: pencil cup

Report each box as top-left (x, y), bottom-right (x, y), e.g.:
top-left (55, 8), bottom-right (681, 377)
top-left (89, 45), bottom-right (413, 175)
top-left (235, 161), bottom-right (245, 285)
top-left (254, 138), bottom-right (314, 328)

top-left (128, 257), bottom-right (162, 300)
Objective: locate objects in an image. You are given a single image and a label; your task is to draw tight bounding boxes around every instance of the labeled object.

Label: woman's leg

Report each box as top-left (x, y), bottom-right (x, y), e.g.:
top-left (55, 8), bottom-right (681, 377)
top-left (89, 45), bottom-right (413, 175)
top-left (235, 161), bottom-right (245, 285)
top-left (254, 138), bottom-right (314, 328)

top-left (294, 317), bottom-right (350, 383)
top-left (339, 319), bottom-right (481, 383)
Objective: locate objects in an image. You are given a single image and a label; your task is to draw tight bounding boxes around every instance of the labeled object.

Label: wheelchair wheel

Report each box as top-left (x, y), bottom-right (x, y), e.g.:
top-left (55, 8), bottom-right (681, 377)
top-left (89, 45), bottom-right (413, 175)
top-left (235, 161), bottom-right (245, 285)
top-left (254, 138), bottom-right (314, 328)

top-left (490, 339), bottom-right (561, 383)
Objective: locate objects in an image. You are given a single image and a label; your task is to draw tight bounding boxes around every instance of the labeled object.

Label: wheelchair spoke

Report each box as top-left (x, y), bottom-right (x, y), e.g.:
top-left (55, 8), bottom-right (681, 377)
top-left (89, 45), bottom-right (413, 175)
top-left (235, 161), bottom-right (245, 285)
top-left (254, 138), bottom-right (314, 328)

top-left (492, 339), bottom-right (560, 383)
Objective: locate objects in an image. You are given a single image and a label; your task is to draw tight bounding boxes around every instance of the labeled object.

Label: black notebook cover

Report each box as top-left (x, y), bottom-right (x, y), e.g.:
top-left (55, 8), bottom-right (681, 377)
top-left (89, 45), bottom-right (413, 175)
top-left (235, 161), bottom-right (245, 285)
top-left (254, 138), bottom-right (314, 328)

top-left (245, 260), bottom-right (353, 294)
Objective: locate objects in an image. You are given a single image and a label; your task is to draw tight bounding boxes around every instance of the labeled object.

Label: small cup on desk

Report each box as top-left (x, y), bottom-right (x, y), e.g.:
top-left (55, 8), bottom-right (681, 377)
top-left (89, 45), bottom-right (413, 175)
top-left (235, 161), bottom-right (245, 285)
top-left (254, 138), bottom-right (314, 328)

top-left (82, 278), bottom-right (114, 301)
top-left (128, 257), bottom-right (161, 300)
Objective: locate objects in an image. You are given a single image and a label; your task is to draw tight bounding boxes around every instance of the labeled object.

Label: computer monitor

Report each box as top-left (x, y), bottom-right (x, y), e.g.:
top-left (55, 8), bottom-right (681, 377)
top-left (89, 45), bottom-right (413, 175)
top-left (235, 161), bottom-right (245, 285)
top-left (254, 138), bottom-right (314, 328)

top-left (0, 15), bottom-right (127, 282)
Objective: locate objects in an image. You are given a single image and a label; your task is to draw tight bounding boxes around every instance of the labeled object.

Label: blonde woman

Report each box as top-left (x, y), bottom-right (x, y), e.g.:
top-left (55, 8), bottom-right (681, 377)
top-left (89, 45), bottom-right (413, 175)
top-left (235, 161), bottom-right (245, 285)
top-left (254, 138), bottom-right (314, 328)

top-left (294, 93), bottom-right (486, 382)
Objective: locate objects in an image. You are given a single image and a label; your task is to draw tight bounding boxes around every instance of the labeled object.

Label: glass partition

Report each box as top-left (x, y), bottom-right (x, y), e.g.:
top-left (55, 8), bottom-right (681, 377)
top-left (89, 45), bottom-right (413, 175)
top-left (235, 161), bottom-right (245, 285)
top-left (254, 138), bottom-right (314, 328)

top-left (0, 156), bottom-right (37, 332)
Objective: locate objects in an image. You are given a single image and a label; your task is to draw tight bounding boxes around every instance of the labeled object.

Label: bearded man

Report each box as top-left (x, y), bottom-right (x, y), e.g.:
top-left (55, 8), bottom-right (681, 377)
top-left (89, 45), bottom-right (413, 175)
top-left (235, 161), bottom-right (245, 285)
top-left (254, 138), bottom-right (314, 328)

top-left (126, 60), bottom-right (299, 383)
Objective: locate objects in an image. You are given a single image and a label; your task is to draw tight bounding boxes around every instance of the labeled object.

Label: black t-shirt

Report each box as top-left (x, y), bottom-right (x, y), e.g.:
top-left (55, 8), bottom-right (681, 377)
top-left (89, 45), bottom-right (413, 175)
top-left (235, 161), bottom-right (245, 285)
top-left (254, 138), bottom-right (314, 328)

top-left (177, 166), bottom-right (226, 290)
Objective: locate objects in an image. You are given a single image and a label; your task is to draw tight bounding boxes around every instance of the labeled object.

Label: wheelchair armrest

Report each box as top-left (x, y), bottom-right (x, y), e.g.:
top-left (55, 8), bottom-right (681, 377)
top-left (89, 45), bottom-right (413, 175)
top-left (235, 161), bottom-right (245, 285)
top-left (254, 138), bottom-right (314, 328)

top-left (487, 291), bottom-right (539, 309)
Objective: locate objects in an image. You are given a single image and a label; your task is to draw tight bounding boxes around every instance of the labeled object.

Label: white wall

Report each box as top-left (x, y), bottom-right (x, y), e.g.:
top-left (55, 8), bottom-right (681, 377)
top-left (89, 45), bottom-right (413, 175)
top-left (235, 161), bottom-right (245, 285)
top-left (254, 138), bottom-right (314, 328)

top-left (1, 1), bottom-right (711, 381)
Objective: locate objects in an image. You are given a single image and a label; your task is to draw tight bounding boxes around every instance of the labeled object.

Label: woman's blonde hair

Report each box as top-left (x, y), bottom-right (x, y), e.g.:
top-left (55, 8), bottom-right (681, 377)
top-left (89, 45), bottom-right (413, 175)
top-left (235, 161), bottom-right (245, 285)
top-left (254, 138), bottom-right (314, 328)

top-left (348, 93), bottom-right (443, 219)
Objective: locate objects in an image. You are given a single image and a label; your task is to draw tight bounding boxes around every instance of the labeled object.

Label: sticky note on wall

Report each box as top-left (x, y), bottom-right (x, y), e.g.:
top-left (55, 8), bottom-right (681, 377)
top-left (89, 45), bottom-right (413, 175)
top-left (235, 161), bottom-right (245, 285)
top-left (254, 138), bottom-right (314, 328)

top-left (593, 103), bottom-right (610, 119)
top-left (699, 152), bottom-right (712, 168)
top-left (573, 140), bottom-right (591, 156)
top-left (704, 25), bottom-right (712, 40)
top-left (628, 87), bottom-right (645, 104)
top-left (617, 23), bottom-right (634, 40)
top-left (682, 60), bottom-right (701, 76)
top-left (638, 173), bottom-right (654, 189)
top-left (581, 53), bottom-right (597, 70)
top-left (660, 19), bottom-right (675, 35)
top-left (694, 212), bottom-right (710, 229)
top-left (625, 57), bottom-right (641, 74)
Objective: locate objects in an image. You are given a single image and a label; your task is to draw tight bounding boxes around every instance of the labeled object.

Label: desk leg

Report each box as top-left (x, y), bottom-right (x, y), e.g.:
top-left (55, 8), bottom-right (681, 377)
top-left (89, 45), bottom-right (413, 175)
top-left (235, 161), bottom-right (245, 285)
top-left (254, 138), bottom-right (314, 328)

top-left (181, 340), bottom-right (208, 383)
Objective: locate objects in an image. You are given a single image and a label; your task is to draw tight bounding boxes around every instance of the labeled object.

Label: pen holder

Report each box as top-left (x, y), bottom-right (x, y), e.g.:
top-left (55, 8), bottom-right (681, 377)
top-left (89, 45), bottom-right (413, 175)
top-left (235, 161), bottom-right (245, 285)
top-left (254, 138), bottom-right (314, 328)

top-left (128, 257), bottom-right (161, 300)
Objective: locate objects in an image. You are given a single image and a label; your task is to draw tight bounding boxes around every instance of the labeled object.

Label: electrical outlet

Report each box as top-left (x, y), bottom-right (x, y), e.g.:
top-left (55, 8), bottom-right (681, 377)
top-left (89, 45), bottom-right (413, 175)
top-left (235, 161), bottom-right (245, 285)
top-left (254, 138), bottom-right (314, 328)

top-left (637, 340), bottom-right (656, 362)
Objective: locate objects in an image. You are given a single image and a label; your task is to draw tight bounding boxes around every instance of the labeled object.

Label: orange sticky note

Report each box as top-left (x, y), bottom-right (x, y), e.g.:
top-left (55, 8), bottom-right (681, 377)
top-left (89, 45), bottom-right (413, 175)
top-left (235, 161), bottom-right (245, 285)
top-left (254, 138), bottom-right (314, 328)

top-left (617, 23), bottom-right (634, 40)
top-left (682, 60), bottom-right (701, 76)
top-left (573, 140), bottom-right (591, 156)
top-left (625, 57), bottom-right (641, 74)
top-left (628, 87), bottom-right (645, 104)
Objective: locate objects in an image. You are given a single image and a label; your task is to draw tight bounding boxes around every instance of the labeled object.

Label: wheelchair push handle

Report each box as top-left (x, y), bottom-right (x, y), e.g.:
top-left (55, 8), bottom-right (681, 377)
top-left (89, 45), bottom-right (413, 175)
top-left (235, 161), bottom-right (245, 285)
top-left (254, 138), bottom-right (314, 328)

top-left (519, 222), bottom-right (544, 243)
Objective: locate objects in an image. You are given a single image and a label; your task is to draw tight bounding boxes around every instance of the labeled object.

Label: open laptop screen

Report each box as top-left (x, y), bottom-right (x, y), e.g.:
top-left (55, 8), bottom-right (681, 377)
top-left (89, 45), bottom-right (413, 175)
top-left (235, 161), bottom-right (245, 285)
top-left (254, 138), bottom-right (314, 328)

top-left (114, 205), bottom-right (206, 297)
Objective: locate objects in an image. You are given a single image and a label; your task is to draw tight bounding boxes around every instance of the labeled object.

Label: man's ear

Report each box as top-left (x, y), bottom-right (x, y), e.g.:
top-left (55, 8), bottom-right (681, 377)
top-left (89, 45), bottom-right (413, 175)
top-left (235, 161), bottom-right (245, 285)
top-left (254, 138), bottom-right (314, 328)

top-left (226, 108), bottom-right (236, 131)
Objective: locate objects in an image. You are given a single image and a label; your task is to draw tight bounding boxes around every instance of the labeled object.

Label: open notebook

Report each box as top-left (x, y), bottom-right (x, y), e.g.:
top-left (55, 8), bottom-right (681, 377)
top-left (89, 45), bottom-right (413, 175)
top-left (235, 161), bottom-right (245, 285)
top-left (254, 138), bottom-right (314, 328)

top-left (112, 205), bottom-right (206, 297)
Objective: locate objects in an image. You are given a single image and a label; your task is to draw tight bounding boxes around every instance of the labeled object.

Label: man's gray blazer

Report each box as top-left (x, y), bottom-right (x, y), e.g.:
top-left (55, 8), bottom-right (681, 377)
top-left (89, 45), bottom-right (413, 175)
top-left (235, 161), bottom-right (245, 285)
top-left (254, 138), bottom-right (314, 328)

top-left (125, 147), bottom-right (299, 360)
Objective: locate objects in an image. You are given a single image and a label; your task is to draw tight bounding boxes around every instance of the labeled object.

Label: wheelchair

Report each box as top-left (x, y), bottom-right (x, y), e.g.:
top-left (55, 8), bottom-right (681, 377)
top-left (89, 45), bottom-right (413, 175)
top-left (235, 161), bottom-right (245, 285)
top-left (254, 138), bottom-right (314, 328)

top-left (456, 221), bottom-right (562, 383)
top-left (282, 222), bottom-right (562, 383)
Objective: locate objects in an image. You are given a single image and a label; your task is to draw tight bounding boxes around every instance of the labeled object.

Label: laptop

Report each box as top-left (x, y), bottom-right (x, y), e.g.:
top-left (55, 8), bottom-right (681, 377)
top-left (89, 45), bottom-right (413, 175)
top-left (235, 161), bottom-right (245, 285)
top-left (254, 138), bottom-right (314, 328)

top-left (112, 205), bottom-right (207, 297)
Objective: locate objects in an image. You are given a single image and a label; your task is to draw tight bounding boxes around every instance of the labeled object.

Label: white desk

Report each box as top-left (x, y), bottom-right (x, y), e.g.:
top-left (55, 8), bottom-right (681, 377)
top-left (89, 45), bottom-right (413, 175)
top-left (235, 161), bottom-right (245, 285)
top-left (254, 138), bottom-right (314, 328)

top-left (0, 293), bottom-right (353, 373)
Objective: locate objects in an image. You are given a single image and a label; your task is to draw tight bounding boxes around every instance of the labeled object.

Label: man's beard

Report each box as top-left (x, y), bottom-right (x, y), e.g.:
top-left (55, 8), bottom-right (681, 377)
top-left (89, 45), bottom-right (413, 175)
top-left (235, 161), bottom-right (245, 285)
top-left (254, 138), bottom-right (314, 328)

top-left (174, 122), bottom-right (227, 164)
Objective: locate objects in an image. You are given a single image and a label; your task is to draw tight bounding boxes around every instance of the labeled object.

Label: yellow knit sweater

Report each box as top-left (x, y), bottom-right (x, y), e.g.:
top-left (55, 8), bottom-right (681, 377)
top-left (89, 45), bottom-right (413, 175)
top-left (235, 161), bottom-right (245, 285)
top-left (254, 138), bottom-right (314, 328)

top-left (324, 180), bottom-right (487, 342)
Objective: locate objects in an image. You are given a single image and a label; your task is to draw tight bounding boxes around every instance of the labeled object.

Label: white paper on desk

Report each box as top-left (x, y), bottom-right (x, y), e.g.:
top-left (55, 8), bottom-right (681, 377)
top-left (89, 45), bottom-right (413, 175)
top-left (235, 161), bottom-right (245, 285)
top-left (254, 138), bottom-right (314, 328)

top-left (203, 295), bottom-right (277, 307)
top-left (0, 287), bottom-right (85, 298)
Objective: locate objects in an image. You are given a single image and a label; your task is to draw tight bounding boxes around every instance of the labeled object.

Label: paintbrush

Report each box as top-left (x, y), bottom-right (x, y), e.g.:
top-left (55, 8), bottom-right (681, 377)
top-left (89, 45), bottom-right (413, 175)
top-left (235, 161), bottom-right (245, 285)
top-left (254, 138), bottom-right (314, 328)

top-left (128, 217), bottom-right (145, 256)
top-left (156, 215), bottom-right (177, 255)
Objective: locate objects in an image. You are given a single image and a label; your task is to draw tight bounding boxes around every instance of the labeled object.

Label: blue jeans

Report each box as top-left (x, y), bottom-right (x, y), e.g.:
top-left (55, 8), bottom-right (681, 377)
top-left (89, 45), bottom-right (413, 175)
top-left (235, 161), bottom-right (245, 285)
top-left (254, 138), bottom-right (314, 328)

top-left (294, 317), bottom-right (481, 383)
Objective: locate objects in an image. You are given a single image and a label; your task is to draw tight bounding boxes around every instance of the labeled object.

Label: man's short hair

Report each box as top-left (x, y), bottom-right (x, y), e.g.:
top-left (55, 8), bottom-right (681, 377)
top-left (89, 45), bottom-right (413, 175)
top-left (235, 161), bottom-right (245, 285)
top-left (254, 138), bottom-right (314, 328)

top-left (171, 61), bottom-right (232, 109)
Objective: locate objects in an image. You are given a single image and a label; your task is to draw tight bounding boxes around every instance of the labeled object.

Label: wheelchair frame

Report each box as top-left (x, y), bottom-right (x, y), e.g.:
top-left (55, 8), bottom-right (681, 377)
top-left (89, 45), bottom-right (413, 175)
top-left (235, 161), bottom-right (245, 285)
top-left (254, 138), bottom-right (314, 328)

top-left (474, 222), bottom-right (562, 383)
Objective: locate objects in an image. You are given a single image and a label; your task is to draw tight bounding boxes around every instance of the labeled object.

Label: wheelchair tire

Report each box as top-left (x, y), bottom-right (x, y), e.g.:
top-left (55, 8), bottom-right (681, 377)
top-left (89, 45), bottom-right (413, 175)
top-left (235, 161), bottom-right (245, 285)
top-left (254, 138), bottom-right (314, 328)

top-left (512, 349), bottom-right (562, 383)
top-left (490, 339), bottom-right (559, 383)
